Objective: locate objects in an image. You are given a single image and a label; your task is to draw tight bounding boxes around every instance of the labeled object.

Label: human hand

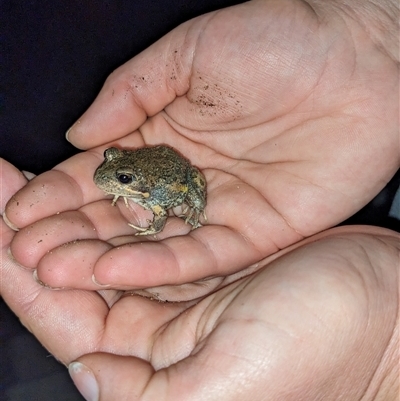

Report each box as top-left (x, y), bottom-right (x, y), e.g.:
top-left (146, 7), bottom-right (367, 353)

top-left (68, 227), bottom-right (400, 401)
top-left (4, 0), bottom-right (399, 302)
top-left (2, 164), bottom-right (399, 399)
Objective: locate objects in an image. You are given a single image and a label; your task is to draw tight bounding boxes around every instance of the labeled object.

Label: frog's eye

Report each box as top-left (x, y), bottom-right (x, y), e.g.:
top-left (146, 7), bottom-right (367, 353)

top-left (117, 173), bottom-right (134, 184)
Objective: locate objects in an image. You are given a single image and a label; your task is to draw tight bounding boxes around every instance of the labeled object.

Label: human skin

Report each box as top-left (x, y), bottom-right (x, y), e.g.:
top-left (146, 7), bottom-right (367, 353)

top-left (1, 159), bottom-right (399, 400)
top-left (4, 0), bottom-right (399, 301)
top-left (1, 0), bottom-right (400, 399)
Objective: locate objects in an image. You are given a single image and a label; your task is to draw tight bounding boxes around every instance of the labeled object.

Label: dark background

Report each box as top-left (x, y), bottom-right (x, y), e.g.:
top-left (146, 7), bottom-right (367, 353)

top-left (1, 1), bottom-right (399, 400)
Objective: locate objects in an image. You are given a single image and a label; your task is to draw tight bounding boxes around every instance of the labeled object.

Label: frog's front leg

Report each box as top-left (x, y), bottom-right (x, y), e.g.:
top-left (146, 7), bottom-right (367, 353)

top-left (130, 204), bottom-right (168, 236)
top-left (111, 195), bottom-right (130, 207)
top-left (111, 195), bottom-right (120, 206)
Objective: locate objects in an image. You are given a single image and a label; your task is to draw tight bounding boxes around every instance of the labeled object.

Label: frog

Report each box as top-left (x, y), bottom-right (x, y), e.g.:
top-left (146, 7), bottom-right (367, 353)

top-left (93, 145), bottom-right (207, 235)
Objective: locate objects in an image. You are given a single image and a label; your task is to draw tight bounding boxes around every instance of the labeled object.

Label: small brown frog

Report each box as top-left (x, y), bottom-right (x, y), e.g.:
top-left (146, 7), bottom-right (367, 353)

top-left (94, 146), bottom-right (207, 235)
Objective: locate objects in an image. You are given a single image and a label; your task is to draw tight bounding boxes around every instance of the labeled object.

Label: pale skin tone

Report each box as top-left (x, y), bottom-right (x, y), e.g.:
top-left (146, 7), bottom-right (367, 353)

top-left (1, 0), bottom-right (399, 400)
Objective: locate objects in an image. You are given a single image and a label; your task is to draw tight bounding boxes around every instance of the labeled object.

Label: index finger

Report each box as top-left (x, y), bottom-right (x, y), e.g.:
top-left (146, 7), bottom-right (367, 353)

top-left (4, 131), bottom-right (145, 229)
top-left (4, 150), bottom-right (101, 230)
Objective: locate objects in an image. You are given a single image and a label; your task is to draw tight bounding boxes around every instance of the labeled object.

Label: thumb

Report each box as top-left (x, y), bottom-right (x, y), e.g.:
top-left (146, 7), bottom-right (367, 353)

top-left (69, 350), bottom-right (217, 401)
top-left (65, 14), bottom-right (210, 150)
top-left (69, 353), bottom-right (154, 401)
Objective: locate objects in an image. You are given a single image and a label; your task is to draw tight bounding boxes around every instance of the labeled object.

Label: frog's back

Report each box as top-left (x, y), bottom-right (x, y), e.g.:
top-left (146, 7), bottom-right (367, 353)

top-left (129, 145), bottom-right (189, 184)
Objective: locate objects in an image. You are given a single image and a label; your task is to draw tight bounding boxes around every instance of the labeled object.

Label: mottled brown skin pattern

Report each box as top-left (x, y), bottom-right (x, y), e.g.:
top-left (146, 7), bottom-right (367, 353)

top-left (94, 146), bottom-right (207, 235)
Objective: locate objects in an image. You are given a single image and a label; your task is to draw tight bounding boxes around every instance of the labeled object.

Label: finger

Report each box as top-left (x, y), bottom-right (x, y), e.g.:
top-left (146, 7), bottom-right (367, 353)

top-left (9, 174), bottom-right (294, 295)
top-left (15, 194), bottom-right (269, 293)
top-left (1, 158), bottom-right (29, 297)
top-left (1, 251), bottom-right (109, 363)
top-left (9, 196), bottom-right (160, 271)
top-left (93, 226), bottom-right (260, 288)
top-left (22, 225), bottom-right (261, 293)
top-left (80, 179), bottom-right (296, 289)
top-left (0, 158), bottom-right (29, 215)
top-left (69, 354), bottom-right (153, 401)
top-left (4, 131), bottom-right (147, 229)
top-left (4, 151), bottom-right (102, 229)
top-left (1, 158), bottom-right (29, 271)
top-left (10, 210), bottom-right (101, 268)
top-left (70, 352), bottom-right (220, 401)
top-left (66, 16), bottom-right (209, 150)
top-left (71, 228), bottom-right (400, 401)
top-left (2, 263), bottom-right (182, 366)
top-left (0, 162), bottom-right (113, 353)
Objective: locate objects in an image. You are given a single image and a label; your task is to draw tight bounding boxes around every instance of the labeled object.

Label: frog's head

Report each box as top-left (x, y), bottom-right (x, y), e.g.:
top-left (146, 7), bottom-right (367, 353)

top-left (94, 147), bottom-right (149, 199)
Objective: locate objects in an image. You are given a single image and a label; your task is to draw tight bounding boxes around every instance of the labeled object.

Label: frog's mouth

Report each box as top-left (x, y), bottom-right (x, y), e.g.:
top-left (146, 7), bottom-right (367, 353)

top-left (126, 190), bottom-right (150, 198)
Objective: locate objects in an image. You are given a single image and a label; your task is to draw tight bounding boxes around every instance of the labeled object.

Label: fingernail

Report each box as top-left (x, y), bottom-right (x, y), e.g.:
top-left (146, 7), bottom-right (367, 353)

top-left (65, 120), bottom-right (80, 142)
top-left (2, 211), bottom-right (19, 231)
top-left (33, 269), bottom-right (65, 290)
top-left (7, 248), bottom-right (31, 270)
top-left (33, 269), bottom-right (47, 286)
top-left (65, 126), bottom-right (73, 142)
top-left (69, 362), bottom-right (99, 401)
top-left (21, 170), bottom-right (36, 181)
top-left (92, 274), bottom-right (110, 288)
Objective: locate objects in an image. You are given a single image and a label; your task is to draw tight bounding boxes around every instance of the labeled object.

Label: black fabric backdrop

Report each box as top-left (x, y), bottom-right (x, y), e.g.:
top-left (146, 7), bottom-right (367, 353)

top-left (1, 1), bottom-right (398, 400)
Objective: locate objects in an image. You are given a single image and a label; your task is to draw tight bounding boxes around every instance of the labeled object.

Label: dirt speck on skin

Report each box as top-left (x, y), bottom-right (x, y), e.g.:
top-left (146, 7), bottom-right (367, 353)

top-left (196, 94), bottom-right (216, 108)
top-left (167, 49), bottom-right (182, 83)
top-left (125, 73), bottom-right (157, 99)
top-left (186, 70), bottom-right (245, 120)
